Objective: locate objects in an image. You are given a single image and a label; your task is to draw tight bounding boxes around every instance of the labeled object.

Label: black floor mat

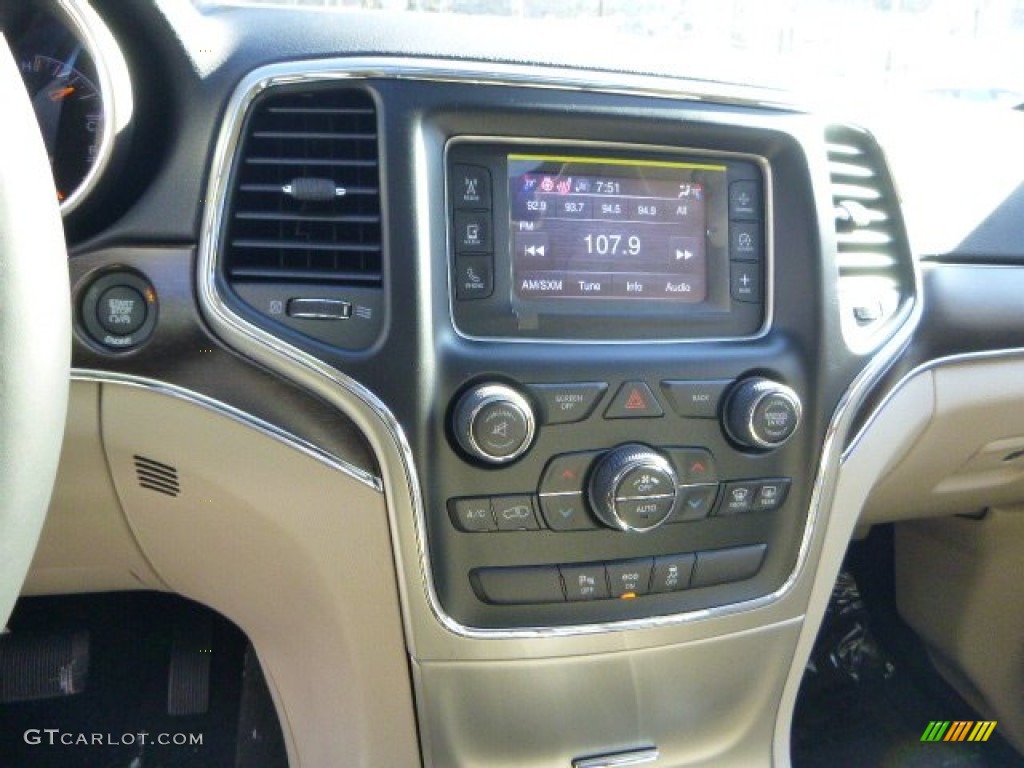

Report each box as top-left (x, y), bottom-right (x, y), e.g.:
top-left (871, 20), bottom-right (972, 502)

top-left (0, 592), bottom-right (287, 768)
top-left (793, 526), bottom-right (1023, 768)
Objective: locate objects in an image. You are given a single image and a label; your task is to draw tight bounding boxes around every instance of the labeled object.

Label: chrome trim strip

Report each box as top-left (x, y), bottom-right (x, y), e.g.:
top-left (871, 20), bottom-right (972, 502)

top-left (574, 747), bottom-right (660, 768)
top-left (71, 369), bottom-right (383, 493)
top-left (54, 0), bottom-right (133, 215)
top-left (445, 137), bottom-right (775, 344)
top-left (197, 56), bottom-right (921, 639)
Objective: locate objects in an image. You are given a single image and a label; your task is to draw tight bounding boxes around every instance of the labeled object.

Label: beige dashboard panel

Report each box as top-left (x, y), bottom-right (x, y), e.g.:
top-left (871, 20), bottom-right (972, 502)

top-left (896, 509), bottom-right (1024, 754)
top-left (416, 618), bottom-right (801, 768)
top-left (24, 381), bottom-right (164, 595)
top-left (99, 383), bottom-right (420, 768)
top-left (862, 355), bottom-right (1024, 524)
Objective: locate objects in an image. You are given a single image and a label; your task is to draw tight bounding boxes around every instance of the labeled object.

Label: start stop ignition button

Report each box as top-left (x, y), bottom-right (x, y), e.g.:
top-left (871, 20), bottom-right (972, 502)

top-left (96, 285), bottom-right (147, 335)
top-left (80, 271), bottom-right (158, 351)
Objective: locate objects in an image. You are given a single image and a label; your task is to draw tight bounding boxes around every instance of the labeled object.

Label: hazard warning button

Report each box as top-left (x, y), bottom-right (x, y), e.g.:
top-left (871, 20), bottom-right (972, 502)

top-left (604, 381), bottom-right (664, 420)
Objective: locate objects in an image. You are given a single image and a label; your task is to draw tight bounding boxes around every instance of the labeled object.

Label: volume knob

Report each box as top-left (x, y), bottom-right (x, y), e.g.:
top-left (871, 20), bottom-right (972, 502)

top-left (452, 383), bottom-right (536, 465)
top-left (723, 377), bottom-right (802, 450)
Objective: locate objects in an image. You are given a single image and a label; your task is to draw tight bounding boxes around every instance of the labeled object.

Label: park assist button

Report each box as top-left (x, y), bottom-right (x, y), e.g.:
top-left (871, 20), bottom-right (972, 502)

top-left (560, 564), bottom-right (610, 601)
top-left (604, 381), bottom-right (664, 420)
top-left (528, 382), bottom-right (607, 425)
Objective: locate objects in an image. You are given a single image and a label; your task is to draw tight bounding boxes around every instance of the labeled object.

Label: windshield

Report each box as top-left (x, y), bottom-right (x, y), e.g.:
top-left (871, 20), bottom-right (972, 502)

top-left (194, 0), bottom-right (1024, 105)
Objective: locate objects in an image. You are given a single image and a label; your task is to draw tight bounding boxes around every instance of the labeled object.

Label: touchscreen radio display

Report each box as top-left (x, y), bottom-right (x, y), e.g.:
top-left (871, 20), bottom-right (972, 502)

top-left (508, 154), bottom-right (725, 304)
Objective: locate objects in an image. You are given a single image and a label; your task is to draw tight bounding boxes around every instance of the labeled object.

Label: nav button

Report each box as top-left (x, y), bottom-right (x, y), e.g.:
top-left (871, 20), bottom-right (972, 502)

top-left (729, 181), bottom-right (760, 220)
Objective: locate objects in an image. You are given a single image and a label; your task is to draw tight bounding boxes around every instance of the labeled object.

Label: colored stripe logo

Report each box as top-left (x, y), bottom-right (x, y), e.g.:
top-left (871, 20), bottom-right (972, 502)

top-left (921, 721), bottom-right (997, 742)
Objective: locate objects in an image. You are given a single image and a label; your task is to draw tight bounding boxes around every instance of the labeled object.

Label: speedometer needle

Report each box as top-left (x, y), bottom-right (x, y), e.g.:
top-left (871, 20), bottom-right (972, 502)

top-left (48, 86), bottom-right (75, 102)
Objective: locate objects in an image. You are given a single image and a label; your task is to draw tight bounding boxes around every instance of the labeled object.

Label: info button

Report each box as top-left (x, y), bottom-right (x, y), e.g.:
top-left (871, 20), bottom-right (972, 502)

top-left (613, 272), bottom-right (657, 297)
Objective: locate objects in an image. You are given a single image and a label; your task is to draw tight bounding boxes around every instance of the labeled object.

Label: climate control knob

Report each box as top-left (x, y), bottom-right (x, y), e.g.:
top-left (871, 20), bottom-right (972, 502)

top-left (724, 377), bottom-right (802, 450)
top-left (587, 444), bottom-right (679, 532)
top-left (452, 383), bottom-right (536, 465)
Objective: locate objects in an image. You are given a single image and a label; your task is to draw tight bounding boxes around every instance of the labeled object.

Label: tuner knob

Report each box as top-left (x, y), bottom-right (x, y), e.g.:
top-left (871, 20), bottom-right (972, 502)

top-left (452, 383), bottom-right (536, 465)
top-left (724, 377), bottom-right (802, 450)
top-left (587, 444), bottom-right (679, 532)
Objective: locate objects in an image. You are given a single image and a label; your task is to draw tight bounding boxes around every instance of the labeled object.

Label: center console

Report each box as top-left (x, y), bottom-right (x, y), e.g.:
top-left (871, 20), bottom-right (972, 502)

top-left (202, 56), bottom-right (916, 766)
top-left (423, 123), bottom-right (824, 631)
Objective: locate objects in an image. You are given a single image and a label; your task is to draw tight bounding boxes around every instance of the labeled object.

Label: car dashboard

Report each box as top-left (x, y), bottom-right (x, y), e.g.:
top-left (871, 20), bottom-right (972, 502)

top-left (6, 1), bottom-right (1024, 767)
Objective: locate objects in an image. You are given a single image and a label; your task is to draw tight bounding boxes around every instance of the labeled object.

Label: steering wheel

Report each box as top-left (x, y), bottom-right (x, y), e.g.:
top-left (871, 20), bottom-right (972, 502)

top-left (0, 36), bottom-right (71, 626)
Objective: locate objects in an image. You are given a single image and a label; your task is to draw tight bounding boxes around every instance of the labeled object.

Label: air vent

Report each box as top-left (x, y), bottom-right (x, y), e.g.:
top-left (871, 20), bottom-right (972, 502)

top-left (223, 87), bottom-right (381, 286)
top-left (134, 455), bottom-right (180, 498)
top-left (826, 125), bottom-right (913, 347)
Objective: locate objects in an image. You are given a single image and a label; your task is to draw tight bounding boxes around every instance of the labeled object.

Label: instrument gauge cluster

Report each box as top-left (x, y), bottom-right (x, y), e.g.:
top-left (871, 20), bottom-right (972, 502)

top-left (2, 0), bottom-right (132, 217)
